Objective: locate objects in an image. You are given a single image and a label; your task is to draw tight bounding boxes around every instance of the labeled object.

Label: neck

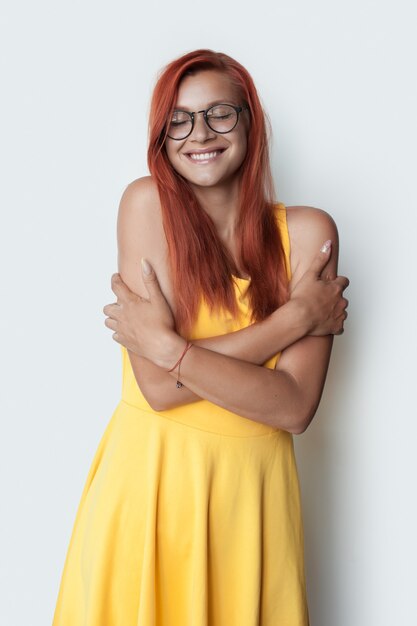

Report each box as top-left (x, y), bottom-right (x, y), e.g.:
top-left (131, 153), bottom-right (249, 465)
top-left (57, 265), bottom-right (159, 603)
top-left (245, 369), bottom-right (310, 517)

top-left (190, 176), bottom-right (241, 240)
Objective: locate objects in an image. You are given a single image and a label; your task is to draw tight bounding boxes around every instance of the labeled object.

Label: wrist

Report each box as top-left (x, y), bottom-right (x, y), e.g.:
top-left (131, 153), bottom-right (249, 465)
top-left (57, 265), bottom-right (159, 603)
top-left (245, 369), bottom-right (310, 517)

top-left (153, 332), bottom-right (187, 370)
top-left (282, 297), bottom-right (313, 335)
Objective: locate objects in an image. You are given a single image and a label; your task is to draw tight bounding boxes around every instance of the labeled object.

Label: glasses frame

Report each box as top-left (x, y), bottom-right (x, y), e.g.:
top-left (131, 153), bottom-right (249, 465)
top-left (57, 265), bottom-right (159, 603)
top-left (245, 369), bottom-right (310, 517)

top-left (166, 103), bottom-right (250, 141)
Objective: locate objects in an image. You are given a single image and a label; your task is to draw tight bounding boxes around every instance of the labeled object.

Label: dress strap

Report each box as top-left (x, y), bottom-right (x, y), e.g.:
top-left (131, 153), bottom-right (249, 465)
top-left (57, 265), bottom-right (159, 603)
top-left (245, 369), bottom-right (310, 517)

top-left (274, 202), bottom-right (292, 281)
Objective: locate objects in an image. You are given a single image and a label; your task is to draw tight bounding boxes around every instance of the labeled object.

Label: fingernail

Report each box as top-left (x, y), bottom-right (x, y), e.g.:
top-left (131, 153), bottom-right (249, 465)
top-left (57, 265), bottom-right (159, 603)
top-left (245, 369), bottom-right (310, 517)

top-left (141, 258), bottom-right (152, 275)
top-left (320, 240), bottom-right (332, 253)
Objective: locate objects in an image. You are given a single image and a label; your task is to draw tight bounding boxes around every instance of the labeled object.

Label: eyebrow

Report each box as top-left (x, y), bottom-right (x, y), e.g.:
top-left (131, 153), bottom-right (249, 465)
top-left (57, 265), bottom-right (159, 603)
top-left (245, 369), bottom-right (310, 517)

top-left (173, 99), bottom-right (237, 111)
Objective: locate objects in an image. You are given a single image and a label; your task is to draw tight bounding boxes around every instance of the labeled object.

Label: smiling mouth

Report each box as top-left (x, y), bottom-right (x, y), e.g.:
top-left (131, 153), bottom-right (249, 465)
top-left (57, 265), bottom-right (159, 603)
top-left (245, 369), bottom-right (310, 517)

top-left (185, 148), bottom-right (226, 163)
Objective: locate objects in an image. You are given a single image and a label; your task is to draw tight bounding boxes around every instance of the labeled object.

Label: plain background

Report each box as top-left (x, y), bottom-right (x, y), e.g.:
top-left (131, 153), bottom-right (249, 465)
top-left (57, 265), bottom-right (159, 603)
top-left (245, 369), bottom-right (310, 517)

top-left (1, 1), bottom-right (416, 624)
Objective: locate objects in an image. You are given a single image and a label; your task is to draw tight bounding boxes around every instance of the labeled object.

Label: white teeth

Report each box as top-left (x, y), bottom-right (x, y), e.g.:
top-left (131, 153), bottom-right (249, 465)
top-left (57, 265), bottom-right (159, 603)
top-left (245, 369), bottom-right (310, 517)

top-left (188, 150), bottom-right (221, 161)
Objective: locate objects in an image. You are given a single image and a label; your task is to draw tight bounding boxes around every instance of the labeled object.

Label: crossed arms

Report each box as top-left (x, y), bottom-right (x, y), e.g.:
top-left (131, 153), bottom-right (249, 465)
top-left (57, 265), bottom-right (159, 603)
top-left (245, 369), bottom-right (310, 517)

top-left (103, 178), bottom-right (349, 434)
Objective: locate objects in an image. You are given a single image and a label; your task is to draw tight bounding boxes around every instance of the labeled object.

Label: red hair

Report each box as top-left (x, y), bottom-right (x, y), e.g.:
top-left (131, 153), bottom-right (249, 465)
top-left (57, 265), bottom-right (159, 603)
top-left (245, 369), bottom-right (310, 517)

top-left (147, 49), bottom-right (289, 335)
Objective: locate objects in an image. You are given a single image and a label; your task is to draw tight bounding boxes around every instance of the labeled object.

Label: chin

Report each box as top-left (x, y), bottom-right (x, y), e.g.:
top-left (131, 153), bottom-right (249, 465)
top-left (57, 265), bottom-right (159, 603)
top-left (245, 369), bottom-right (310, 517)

top-left (179, 165), bottom-right (241, 189)
top-left (173, 167), bottom-right (221, 187)
top-left (188, 175), bottom-right (224, 187)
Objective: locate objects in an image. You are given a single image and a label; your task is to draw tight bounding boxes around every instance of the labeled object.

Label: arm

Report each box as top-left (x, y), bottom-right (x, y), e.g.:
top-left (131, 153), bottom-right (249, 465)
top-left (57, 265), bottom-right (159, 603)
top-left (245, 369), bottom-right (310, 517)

top-left (121, 303), bottom-right (310, 411)
top-left (125, 207), bottom-right (345, 434)
top-left (112, 178), bottom-right (347, 412)
top-left (116, 178), bottom-right (310, 409)
top-left (120, 271), bottom-right (344, 412)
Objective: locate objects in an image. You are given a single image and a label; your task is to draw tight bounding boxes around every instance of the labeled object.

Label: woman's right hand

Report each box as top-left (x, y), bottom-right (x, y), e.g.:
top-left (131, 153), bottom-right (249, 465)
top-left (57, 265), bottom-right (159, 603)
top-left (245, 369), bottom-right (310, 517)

top-left (289, 241), bottom-right (350, 336)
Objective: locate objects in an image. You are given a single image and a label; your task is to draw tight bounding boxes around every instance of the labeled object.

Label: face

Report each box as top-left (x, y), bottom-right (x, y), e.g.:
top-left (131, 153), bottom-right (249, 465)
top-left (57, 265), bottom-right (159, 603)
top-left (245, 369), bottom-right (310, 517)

top-left (164, 70), bottom-right (250, 190)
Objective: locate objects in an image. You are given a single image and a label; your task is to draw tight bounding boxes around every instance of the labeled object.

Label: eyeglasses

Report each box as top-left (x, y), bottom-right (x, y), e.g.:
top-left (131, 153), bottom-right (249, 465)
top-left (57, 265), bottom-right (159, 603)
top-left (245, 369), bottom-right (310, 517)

top-left (166, 103), bottom-right (249, 141)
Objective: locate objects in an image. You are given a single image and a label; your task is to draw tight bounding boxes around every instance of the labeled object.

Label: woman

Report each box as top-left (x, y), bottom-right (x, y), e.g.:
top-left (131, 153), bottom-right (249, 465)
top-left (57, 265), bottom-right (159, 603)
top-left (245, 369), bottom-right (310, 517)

top-left (52, 49), bottom-right (348, 626)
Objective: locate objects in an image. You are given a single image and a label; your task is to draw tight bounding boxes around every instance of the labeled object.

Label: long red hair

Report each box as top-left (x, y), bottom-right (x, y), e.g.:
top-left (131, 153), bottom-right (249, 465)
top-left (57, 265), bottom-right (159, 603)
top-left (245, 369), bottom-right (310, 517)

top-left (147, 49), bottom-right (289, 335)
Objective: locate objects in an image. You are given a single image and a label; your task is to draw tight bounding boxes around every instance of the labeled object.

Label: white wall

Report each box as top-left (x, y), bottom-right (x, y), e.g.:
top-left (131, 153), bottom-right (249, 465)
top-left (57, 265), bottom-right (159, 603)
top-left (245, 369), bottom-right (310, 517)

top-left (1, 1), bottom-right (416, 624)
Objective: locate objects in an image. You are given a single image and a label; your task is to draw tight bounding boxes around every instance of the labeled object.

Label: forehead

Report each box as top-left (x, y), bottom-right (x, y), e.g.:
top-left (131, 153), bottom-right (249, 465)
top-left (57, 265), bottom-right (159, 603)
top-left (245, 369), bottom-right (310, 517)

top-left (174, 70), bottom-right (241, 110)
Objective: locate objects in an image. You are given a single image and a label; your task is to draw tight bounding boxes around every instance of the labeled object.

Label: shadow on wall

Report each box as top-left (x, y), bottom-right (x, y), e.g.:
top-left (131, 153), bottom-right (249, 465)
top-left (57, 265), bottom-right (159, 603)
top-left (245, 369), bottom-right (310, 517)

top-left (294, 329), bottom-right (359, 626)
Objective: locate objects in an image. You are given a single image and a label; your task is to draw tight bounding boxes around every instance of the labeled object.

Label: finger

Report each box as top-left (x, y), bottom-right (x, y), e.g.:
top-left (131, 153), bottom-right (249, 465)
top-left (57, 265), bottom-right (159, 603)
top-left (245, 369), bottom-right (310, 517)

top-left (102, 302), bottom-right (119, 316)
top-left (141, 258), bottom-right (164, 301)
top-left (334, 312), bottom-right (347, 334)
top-left (102, 302), bottom-right (121, 319)
top-left (308, 240), bottom-right (332, 277)
top-left (334, 275), bottom-right (350, 290)
top-left (111, 273), bottom-right (133, 300)
top-left (104, 317), bottom-right (117, 331)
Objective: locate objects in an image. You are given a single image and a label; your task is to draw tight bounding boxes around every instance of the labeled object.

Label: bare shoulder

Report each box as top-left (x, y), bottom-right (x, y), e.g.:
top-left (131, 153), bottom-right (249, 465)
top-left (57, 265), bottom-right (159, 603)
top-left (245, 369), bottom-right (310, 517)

top-left (116, 175), bottom-right (172, 301)
top-left (117, 175), bottom-right (165, 239)
top-left (286, 205), bottom-right (338, 243)
top-left (285, 205), bottom-right (339, 277)
top-left (118, 175), bottom-right (161, 219)
top-left (123, 174), bottom-right (159, 197)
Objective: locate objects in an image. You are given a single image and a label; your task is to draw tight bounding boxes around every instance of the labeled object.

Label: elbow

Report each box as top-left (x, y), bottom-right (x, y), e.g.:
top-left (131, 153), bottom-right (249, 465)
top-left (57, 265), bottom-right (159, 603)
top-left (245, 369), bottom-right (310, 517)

top-left (136, 385), bottom-right (168, 412)
top-left (284, 403), bottom-right (318, 435)
top-left (142, 384), bottom-right (181, 411)
top-left (147, 399), bottom-right (165, 412)
top-left (131, 372), bottom-right (169, 411)
top-left (272, 372), bottom-right (318, 435)
top-left (289, 419), bottom-right (310, 435)
top-left (144, 393), bottom-right (168, 412)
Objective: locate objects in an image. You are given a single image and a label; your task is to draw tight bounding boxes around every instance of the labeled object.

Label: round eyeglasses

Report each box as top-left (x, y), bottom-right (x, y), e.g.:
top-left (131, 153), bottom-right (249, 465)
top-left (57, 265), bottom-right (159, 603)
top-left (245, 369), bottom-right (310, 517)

top-left (166, 103), bottom-right (249, 141)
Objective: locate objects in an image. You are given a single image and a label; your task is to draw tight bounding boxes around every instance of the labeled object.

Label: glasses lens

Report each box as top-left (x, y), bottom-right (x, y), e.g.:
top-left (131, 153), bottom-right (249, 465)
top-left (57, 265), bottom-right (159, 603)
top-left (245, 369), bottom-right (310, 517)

top-left (167, 110), bottom-right (192, 139)
top-left (206, 105), bottom-right (238, 133)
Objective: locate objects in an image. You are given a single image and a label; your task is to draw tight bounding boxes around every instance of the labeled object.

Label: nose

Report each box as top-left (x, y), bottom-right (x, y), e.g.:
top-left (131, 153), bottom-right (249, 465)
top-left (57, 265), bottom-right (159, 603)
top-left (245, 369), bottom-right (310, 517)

top-left (190, 111), bottom-right (216, 142)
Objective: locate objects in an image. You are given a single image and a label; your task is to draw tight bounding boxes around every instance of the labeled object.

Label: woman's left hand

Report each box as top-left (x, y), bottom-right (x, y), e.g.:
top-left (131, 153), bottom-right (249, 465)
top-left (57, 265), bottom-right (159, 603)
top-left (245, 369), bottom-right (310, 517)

top-left (102, 259), bottom-right (179, 364)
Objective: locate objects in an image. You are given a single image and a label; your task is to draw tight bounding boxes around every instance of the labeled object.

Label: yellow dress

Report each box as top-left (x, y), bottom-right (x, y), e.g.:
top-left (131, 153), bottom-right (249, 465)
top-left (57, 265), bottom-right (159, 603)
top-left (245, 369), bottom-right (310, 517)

top-left (52, 204), bottom-right (309, 626)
